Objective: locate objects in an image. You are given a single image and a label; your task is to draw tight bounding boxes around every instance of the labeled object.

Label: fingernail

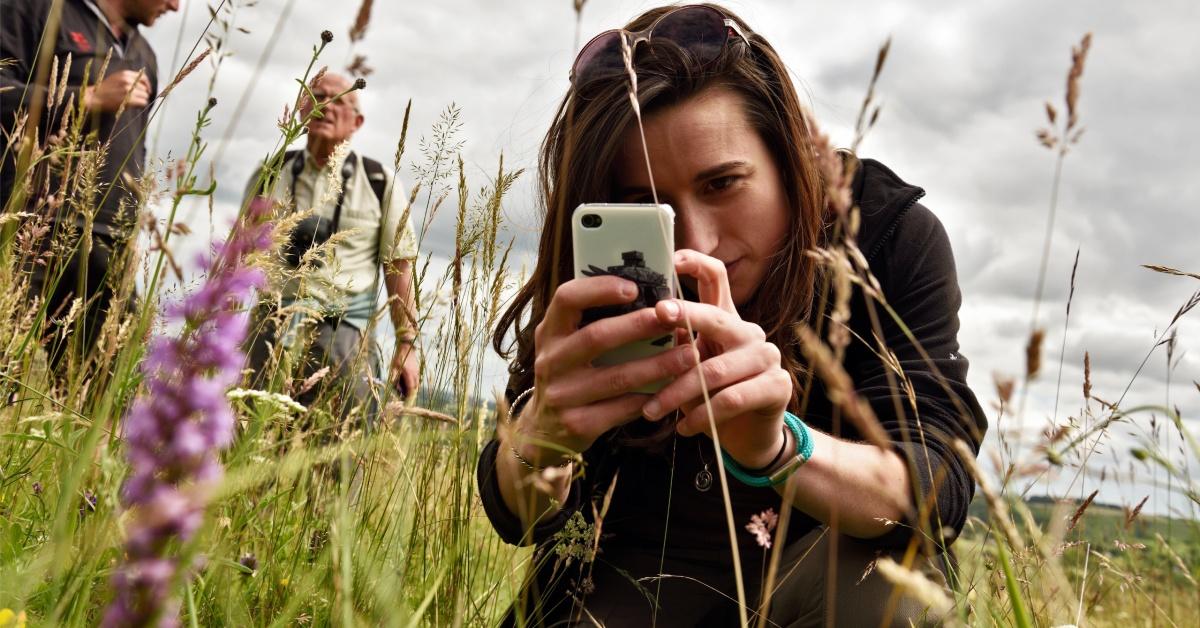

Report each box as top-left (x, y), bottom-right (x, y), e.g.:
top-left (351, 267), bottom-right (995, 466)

top-left (661, 300), bottom-right (679, 319)
top-left (622, 281), bottom-right (637, 298)
top-left (643, 400), bottom-right (662, 421)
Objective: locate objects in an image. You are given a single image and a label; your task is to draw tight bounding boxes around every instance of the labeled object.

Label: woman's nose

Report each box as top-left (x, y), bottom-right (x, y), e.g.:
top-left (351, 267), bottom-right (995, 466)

top-left (675, 205), bottom-right (719, 255)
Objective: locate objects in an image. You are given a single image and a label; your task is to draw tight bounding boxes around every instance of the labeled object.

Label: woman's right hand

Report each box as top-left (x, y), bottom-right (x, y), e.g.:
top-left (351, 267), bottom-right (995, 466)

top-left (509, 275), bottom-right (699, 467)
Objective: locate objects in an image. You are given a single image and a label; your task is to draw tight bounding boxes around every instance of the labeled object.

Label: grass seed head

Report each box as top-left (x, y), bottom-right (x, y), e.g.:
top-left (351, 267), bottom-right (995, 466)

top-left (1083, 351), bottom-right (1092, 400)
top-left (1025, 328), bottom-right (1045, 379)
top-left (1067, 489), bottom-right (1098, 531)
top-left (1065, 33), bottom-right (1093, 131)
top-left (349, 0), bottom-right (374, 43)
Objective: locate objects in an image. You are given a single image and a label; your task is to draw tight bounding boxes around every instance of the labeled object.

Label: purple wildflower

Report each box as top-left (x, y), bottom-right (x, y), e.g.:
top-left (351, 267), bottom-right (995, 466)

top-left (238, 553), bottom-right (258, 575)
top-left (80, 489), bottom-right (97, 518)
top-left (103, 199), bottom-right (274, 628)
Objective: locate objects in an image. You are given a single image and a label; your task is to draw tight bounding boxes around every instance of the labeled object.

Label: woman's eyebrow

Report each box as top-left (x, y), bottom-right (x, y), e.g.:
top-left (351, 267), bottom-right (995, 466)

top-left (693, 160), bottom-right (751, 182)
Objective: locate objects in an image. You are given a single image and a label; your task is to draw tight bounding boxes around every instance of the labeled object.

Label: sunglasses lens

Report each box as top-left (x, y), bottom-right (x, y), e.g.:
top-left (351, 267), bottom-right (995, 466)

top-left (572, 30), bottom-right (627, 86)
top-left (571, 6), bottom-right (737, 88)
top-left (650, 5), bottom-right (730, 65)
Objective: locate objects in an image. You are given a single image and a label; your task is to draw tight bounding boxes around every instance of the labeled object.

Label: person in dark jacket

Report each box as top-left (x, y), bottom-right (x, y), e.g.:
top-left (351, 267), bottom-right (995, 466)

top-left (477, 3), bottom-right (987, 626)
top-left (1, 0), bottom-right (179, 370)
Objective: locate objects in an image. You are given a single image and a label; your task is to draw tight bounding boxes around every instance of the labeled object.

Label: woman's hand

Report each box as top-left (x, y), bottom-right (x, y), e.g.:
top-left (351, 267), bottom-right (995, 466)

top-left (642, 249), bottom-right (792, 469)
top-left (510, 274), bottom-right (699, 467)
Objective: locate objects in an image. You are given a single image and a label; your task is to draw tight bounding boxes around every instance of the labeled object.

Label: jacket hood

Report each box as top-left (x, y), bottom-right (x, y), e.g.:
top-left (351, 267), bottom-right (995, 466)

top-left (851, 158), bottom-right (926, 263)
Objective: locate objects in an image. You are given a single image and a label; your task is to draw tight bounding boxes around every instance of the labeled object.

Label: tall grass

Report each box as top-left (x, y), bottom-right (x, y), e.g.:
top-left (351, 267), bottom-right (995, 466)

top-left (0, 7), bottom-right (1196, 628)
top-left (0, 22), bottom-right (525, 625)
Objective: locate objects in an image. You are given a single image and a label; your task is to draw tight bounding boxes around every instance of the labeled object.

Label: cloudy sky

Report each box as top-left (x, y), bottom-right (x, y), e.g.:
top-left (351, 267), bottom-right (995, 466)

top-left (138, 0), bottom-right (1200, 514)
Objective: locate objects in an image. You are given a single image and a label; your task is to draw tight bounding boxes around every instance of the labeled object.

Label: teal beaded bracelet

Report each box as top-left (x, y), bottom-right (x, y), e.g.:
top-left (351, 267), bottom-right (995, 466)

top-left (721, 412), bottom-right (813, 488)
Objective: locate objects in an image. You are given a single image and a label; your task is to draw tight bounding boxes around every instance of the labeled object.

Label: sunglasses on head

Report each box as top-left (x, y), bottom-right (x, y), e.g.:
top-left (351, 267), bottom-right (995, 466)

top-left (570, 4), bottom-right (750, 87)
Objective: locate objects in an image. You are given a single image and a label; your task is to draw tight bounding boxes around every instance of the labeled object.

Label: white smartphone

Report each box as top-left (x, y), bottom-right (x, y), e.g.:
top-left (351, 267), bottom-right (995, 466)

top-left (572, 203), bottom-right (676, 393)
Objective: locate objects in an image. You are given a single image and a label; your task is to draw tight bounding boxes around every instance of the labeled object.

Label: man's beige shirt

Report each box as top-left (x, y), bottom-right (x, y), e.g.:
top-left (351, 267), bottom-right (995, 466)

top-left (260, 149), bottom-right (418, 313)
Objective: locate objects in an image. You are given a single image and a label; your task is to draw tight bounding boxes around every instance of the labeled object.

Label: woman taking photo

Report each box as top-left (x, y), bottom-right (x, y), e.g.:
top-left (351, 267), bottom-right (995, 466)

top-left (477, 3), bottom-right (986, 625)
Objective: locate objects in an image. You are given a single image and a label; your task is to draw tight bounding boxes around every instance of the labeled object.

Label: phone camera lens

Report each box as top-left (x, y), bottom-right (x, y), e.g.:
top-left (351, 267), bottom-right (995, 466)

top-left (581, 213), bottom-right (602, 229)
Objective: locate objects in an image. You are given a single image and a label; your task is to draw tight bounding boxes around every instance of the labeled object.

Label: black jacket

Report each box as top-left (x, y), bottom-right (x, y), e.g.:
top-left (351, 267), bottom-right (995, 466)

top-left (1, 0), bottom-right (158, 231)
top-left (477, 158), bottom-right (987, 567)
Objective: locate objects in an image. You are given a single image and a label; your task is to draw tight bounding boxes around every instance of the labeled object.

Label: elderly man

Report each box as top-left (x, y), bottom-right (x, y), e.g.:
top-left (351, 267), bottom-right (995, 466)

top-left (247, 72), bottom-right (420, 424)
top-left (1, 0), bottom-right (181, 371)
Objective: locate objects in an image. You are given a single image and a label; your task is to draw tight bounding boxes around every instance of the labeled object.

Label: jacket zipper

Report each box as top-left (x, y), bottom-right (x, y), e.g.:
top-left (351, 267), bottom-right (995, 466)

top-left (866, 189), bottom-right (925, 264)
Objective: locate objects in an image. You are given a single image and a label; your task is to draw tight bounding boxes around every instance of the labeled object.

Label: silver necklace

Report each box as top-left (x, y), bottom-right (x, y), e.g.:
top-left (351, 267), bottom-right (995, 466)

top-left (694, 440), bottom-right (712, 492)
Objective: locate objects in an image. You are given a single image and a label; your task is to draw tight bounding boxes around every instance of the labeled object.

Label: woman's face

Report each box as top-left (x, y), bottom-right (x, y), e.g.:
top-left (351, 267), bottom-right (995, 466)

top-left (613, 85), bottom-right (791, 308)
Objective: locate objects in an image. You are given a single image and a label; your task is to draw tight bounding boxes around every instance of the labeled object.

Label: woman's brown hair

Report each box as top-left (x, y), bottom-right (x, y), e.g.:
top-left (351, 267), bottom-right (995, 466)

top-left (492, 3), bottom-right (826, 411)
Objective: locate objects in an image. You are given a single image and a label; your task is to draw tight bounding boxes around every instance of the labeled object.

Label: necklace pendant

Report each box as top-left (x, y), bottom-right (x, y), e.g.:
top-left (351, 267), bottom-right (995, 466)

top-left (694, 466), bottom-right (713, 492)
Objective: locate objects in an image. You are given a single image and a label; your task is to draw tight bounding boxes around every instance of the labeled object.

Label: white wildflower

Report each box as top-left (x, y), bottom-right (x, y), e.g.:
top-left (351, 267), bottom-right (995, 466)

top-left (745, 508), bottom-right (778, 549)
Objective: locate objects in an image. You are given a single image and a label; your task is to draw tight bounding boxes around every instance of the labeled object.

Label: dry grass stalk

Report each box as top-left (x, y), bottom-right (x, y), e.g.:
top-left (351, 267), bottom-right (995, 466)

top-left (298, 366), bottom-right (330, 396)
top-left (1082, 352), bottom-right (1091, 400)
top-left (46, 55), bottom-right (60, 109)
top-left (159, 48), bottom-right (212, 101)
top-left (112, 68), bottom-right (146, 123)
top-left (1067, 489), bottom-right (1098, 532)
top-left (346, 54), bottom-right (373, 78)
top-left (298, 66), bottom-right (329, 113)
top-left (828, 261), bottom-right (853, 351)
top-left (952, 439), bottom-right (1024, 552)
top-left (572, 0), bottom-right (589, 51)
top-left (145, 214), bottom-right (183, 282)
top-left (53, 297), bottom-right (82, 330)
top-left (851, 38), bottom-right (891, 152)
top-left (309, 65), bottom-right (328, 88)
top-left (1035, 128), bottom-right (1057, 150)
top-left (1122, 495), bottom-right (1147, 530)
top-left (1155, 533), bottom-right (1198, 588)
top-left (1141, 263), bottom-right (1200, 281)
top-left (55, 53), bottom-right (73, 109)
top-left (1025, 328), bottom-right (1044, 379)
top-left (873, 557), bottom-right (954, 619)
top-left (381, 403), bottom-right (457, 425)
top-left (795, 324), bottom-right (890, 448)
top-left (808, 124), bottom-right (852, 217)
top-left (349, 0), bottom-right (375, 43)
top-left (1065, 33), bottom-right (1092, 132)
top-left (994, 373), bottom-right (1015, 406)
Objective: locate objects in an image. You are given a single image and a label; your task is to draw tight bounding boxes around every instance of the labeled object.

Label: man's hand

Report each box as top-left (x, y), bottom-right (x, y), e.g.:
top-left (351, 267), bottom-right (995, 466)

top-left (389, 341), bottom-right (419, 399)
top-left (83, 71), bottom-right (151, 113)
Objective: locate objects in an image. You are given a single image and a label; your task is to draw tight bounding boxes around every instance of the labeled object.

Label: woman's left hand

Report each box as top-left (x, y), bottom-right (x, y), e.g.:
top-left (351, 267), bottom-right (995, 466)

top-left (641, 249), bottom-right (792, 469)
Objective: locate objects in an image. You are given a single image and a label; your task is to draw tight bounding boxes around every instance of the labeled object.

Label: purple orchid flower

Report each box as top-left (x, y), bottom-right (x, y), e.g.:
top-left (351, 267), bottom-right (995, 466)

top-left (103, 199), bottom-right (274, 627)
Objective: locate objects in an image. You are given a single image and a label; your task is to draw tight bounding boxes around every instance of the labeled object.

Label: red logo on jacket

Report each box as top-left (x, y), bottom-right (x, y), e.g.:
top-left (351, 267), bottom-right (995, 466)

top-left (69, 31), bottom-right (92, 53)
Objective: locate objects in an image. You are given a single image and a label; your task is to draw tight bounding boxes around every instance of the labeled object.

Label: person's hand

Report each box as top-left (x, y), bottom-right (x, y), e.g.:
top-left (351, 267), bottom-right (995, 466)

top-left (511, 274), bottom-right (699, 467)
top-left (83, 70), bottom-right (151, 113)
top-left (389, 341), bottom-right (419, 400)
top-left (641, 249), bottom-right (791, 469)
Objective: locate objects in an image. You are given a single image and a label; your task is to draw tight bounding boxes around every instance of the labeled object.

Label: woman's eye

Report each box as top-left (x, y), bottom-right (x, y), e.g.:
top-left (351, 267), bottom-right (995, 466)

top-left (707, 175), bottom-right (739, 193)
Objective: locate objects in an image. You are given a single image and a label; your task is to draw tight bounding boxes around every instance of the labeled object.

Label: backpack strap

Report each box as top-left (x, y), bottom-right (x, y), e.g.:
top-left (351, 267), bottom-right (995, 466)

top-left (284, 149), bottom-right (304, 168)
top-left (360, 155), bottom-right (388, 208)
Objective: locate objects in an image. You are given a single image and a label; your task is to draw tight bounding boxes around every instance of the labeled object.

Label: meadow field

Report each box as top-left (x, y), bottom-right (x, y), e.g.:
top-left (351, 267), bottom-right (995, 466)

top-left (0, 1), bottom-right (1197, 626)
